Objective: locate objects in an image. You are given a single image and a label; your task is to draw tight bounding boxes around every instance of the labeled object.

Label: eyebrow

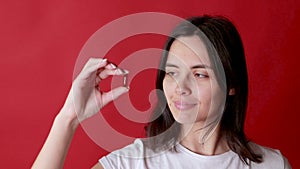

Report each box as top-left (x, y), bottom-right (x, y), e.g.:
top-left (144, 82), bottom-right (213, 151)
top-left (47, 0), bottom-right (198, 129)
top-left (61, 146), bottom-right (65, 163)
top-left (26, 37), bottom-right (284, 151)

top-left (165, 63), bottom-right (210, 69)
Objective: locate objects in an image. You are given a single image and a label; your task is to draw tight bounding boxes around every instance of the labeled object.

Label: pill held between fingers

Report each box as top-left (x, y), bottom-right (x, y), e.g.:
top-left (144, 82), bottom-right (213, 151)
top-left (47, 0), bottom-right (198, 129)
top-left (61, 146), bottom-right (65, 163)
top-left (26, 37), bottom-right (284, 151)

top-left (123, 74), bottom-right (128, 87)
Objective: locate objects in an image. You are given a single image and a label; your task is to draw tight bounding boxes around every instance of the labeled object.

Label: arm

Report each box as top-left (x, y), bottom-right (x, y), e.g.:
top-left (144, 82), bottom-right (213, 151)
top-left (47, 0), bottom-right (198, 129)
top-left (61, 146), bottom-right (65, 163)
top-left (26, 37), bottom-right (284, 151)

top-left (31, 107), bottom-right (79, 169)
top-left (32, 58), bottom-right (129, 169)
top-left (284, 156), bottom-right (292, 169)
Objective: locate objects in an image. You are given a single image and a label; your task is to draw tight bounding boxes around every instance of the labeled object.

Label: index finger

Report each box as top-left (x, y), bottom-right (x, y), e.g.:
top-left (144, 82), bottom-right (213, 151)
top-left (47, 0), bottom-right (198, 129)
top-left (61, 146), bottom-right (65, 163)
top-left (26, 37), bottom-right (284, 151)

top-left (79, 58), bottom-right (108, 79)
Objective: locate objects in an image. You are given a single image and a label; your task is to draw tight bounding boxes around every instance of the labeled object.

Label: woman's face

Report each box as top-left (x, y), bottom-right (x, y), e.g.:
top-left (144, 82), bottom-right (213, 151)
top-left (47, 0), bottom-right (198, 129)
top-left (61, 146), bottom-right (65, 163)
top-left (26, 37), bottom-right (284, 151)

top-left (163, 35), bottom-right (224, 125)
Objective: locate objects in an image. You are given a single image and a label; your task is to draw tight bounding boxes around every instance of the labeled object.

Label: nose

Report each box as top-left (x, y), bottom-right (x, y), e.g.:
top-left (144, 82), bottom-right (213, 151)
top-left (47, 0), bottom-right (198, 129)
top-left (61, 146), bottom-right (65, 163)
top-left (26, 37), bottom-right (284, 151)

top-left (175, 78), bottom-right (192, 95)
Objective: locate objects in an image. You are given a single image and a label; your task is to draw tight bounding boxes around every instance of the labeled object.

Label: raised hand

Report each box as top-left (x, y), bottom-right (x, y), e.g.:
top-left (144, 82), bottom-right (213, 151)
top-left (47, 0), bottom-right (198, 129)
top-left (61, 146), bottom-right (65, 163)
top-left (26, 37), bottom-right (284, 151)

top-left (63, 57), bottom-right (129, 123)
top-left (32, 58), bottom-right (129, 169)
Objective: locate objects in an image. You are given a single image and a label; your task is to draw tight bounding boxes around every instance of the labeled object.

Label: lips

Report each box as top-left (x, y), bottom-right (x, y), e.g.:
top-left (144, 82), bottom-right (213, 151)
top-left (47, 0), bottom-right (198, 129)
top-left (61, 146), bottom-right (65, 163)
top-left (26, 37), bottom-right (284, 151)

top-left (173, 101), bottom-right (197, 110)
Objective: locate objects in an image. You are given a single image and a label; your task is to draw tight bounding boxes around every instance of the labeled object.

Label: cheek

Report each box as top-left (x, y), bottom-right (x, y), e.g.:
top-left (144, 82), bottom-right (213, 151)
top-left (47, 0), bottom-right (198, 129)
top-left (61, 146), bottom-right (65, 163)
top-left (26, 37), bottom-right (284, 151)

top-left (162, 78), bottom-right (177, 102)
top-left (195, 84), bottom-right (211, 100)
top-left (198, 84), bottom-right (225, 119)
top-left (162, 79), bottom-right (171, 98)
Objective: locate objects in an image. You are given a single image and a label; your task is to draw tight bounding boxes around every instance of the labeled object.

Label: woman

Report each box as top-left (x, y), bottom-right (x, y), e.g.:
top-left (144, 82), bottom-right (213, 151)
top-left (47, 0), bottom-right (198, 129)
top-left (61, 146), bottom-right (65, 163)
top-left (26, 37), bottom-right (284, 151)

top-left (32, 15), bottom-right (291, 169)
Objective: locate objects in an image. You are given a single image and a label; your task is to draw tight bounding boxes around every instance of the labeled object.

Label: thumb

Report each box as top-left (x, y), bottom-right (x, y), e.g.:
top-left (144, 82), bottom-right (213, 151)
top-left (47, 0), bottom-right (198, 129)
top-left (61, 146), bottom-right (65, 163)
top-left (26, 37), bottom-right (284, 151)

top-left (101, 86), bottom-right (129, 106)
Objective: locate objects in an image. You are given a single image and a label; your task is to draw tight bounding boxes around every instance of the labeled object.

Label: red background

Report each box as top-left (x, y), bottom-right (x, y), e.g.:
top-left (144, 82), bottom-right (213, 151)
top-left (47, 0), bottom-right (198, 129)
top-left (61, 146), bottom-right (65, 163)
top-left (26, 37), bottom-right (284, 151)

top-left (0, 0), bottom-right (299, 168)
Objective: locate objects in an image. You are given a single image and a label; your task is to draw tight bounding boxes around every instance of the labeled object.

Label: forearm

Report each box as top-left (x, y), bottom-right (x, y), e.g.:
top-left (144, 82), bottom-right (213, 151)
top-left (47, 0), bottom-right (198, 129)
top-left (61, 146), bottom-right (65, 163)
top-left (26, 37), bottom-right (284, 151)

top-left (32, 107), bottom-right (79, 169)
top-left (31, 58), bottom-right (128, 169)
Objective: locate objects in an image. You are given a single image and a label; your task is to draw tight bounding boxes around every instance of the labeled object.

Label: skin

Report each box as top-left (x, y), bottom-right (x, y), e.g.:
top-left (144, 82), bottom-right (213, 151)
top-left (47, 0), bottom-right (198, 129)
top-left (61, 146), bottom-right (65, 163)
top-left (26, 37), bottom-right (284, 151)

top-left (163, 36), bottom-right (228, 155)
top-left (32, 36), bottom-right (230, 169)
top-left (32, 58), bottom-right (127, 169)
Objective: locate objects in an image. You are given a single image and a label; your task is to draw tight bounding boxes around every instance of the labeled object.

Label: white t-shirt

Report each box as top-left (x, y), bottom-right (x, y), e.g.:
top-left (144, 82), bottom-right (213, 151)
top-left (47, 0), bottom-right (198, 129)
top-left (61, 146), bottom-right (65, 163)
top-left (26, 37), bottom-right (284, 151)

top-left (99, 139), bottom-right (291, 169)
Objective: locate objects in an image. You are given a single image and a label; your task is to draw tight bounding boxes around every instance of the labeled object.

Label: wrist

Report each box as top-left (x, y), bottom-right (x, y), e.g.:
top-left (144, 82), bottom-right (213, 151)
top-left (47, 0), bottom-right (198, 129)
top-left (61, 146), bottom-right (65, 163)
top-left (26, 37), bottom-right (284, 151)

top-left (55, 106), bottom-right (80, 131)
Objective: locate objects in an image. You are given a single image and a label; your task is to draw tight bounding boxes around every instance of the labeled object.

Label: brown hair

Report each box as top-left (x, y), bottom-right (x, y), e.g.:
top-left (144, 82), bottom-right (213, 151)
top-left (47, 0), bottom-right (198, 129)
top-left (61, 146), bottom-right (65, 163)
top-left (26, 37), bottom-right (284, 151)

top-left (146, 15), bottom-right (262, 164)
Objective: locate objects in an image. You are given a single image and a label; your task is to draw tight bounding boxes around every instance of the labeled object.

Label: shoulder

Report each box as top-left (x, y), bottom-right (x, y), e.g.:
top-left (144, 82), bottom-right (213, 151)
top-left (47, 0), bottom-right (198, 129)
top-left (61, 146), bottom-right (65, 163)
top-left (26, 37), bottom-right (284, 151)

top-left (107, 138), bottom-right (145, 157)
top-left (249, 143), bottom-right (291, 169)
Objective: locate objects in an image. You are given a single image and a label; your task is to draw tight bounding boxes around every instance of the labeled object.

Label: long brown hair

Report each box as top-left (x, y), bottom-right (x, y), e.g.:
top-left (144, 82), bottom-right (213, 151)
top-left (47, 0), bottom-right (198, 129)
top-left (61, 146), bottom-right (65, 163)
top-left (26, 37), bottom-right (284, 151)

top-left (145, 15), bottom-right (262, 164)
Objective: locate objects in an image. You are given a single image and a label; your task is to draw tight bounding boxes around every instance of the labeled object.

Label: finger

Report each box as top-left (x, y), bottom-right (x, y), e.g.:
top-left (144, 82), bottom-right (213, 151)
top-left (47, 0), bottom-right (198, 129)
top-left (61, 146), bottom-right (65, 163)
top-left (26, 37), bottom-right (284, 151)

top-left (101, 86), bottom-right (129, 106)
top-left (95, 62), bottom-right (117, 79)
top-left (84, 58), bottom-right (107, 70)
top-left (105, 63), bottom-right (117, 70)
top-left (98, 68), bottom-right (129, 80)
top-left (95, 75), bottom-right (102, 85)
top-left (80, 58), bottom-right (108, 79)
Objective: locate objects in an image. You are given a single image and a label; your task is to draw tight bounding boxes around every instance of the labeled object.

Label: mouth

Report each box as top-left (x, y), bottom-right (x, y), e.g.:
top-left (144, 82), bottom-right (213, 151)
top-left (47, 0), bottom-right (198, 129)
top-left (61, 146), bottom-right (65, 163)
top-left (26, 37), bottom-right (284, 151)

top-left (173, 101), bottom-right (197, 110)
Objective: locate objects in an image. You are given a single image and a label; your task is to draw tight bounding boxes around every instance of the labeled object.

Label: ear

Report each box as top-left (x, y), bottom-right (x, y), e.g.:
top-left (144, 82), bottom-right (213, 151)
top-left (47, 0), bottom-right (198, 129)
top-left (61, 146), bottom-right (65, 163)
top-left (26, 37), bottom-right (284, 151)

top-left (229, 88), bottom-right (235, 95)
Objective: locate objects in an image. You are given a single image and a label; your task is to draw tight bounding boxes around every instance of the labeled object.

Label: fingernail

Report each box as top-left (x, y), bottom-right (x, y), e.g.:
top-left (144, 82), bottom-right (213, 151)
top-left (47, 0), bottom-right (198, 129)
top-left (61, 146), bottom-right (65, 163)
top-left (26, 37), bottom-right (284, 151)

top-left (124, 85), bottom-right (130, 91)
top-left (123, 70), bottom-right (129, 74)
top-left (101, 58), bottom-right (107, 63)
top-left (109, 63), bottom-right (117, 69)
top-left (117, 68), bottom-right (123, 74)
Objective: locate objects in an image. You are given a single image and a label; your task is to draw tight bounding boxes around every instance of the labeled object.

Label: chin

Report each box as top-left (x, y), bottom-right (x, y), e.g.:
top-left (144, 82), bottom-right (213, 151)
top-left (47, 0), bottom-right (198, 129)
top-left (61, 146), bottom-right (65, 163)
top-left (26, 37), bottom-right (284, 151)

top-left (174, 115), bottom-right (200, 124)
top-left (173, 111), bottom-right (207, 125)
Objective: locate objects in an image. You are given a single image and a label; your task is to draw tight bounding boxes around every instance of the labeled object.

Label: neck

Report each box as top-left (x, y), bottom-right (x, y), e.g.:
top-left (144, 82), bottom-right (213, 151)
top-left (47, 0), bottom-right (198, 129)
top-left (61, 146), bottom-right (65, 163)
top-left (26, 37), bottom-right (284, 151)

top-left (179, 122), bottom-right (229, 155)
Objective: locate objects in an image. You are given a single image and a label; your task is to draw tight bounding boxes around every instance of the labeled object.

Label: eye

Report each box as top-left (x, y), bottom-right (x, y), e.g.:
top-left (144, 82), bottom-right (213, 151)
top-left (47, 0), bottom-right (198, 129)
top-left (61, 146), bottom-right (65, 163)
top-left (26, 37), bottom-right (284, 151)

top-left (166, 71), bottom-right (177, 77)
top-left (194, 72), bottom-right (208, 78)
